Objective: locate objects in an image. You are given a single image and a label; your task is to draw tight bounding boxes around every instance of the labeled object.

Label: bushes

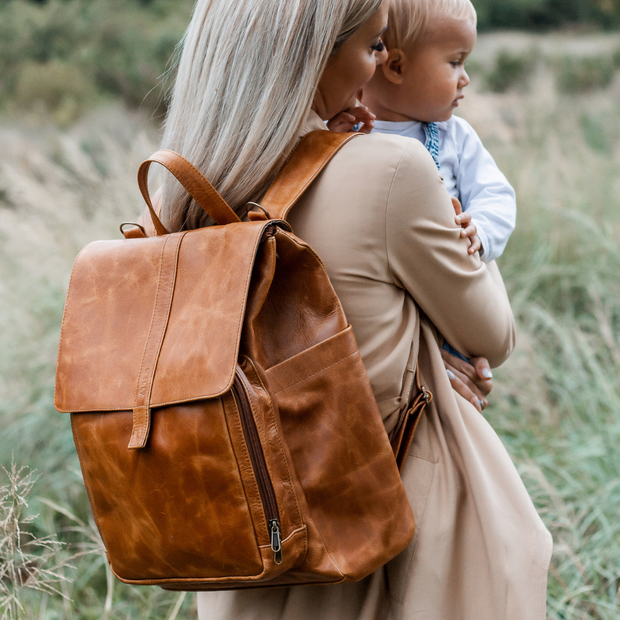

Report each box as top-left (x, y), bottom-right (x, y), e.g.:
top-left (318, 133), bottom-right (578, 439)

top-left (14, 60), bottom-right (97, 126)
top-left (485, 49), bottom-right (537, 93)
top-left (0, 0), bottom-right (193, 121)
top-left (472, 0), bottom-right (620, 30)
top-left (476, 47), bottom-right (619, 95)
top-left (556, 55), bottom-right (616, 92)
top-left (2, 0), bottom-right (619, 124)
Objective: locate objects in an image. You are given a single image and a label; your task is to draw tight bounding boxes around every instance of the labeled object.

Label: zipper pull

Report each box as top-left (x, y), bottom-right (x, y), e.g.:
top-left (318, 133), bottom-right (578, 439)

top-left (269, 519), bottom-right (283, 565)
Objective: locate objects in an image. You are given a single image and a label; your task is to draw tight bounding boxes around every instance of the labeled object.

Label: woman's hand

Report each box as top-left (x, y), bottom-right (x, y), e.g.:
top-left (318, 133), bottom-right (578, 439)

top-left (441, 350), bottom-right (493, 413)
top-left (326, 105), bottom-right (376, 134)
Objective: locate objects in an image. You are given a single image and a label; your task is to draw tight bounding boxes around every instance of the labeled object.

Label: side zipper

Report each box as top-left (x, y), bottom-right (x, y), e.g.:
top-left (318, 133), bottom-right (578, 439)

top-left (231, 369), bottom-right (283, 565)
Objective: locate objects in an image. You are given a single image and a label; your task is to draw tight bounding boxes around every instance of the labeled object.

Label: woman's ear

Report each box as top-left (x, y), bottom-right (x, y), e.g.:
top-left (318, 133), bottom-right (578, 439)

top-left (382, 49), bottom-right (406, 85)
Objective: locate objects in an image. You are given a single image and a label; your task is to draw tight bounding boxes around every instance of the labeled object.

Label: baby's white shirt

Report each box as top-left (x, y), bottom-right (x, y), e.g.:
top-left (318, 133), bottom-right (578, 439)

top-left (372, 116), bottom-right (516, 262)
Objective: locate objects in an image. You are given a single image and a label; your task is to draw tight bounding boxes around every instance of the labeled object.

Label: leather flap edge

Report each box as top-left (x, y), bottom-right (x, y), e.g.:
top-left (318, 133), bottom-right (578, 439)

top-left (54, 221), bottom-right (270, 413)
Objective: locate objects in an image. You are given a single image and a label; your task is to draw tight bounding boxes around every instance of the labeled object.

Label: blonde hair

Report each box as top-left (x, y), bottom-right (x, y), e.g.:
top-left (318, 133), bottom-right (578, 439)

top-left (383, 0), bottom-right (477, 51)
top-left (160, 0), bottom-right (383, 231)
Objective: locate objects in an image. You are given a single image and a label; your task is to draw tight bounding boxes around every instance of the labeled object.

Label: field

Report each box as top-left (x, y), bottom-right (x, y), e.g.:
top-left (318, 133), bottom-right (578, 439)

top-left (1, 29), bottom-right (620, 619)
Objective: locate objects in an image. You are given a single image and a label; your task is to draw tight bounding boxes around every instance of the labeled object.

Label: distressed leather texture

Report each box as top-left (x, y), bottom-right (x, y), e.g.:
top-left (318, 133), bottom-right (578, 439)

top-left (55, 132), bottom-right (416, 590)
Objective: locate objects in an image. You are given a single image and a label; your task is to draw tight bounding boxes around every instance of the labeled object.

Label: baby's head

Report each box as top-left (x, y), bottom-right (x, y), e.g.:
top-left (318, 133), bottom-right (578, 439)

top-left (363, 0), bottom-right (477, 123)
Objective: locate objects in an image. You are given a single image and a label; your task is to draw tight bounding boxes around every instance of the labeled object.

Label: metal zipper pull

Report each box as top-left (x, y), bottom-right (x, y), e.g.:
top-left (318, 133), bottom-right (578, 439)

top-left (269, 519), bottom-right (283, 565)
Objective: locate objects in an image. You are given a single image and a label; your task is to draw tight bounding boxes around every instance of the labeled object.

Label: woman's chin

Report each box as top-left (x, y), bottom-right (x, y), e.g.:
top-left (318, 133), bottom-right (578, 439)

top-left (344, 95), bottom-right (359, 110)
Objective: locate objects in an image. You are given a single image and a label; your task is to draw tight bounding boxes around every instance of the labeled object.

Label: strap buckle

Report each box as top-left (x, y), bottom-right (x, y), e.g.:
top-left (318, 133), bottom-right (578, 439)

top-left (246, 202), bottom-right (272, 220)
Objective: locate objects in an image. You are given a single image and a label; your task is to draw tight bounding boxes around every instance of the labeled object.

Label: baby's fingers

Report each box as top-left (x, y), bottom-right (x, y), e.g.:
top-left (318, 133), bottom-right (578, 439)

top-left (348, 105), bottom-right (376, 134)
top-left (460, 224), bottom-right (477, 238)
top-left (468, 235), bottom-right (482, 254)
top-left (326, 112), bottom-right (356, 132)
top-left (455, 211), bottom-right (471, 226)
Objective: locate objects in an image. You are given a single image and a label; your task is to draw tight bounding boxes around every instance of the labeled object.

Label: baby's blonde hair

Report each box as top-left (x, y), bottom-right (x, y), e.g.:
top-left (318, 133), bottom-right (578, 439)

top-left (384, 0), bottom-right (477, 51)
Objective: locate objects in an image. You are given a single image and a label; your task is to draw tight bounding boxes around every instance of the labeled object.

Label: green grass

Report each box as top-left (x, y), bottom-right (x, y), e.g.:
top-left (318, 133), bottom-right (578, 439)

top-left (466, 64), bottom-right (620, 618)
top-left (1, 34), bottom-right (620, 618)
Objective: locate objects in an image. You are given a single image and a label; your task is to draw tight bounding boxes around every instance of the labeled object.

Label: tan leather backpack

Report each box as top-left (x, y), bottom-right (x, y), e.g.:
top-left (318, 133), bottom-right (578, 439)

top-left (54, 131), bottom-right (427, 591)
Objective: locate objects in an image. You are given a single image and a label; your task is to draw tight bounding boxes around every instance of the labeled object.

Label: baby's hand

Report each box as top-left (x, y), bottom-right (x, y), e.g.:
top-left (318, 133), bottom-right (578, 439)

top-left (327, 105), bottom-right (376, 134)
top-left (455, 211), bottom-right (482, 255)
top-left (451, 199), bottom-right (481, 255)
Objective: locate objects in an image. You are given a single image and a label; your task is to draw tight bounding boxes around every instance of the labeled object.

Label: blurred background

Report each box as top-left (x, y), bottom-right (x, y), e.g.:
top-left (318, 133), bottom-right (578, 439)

top-left (0, 0), bottom-right (619, 618)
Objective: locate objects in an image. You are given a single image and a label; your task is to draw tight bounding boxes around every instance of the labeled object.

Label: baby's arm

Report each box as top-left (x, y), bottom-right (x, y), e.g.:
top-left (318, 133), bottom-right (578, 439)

top-left (452, 118), bottom-right (517, 262)
top-left (327, 105), bottom-right (376, 134)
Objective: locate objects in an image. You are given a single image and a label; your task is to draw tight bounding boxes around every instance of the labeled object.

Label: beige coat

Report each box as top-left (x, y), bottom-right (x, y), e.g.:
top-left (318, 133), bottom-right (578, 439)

top-left (197, 112), bottom-right (552, 620)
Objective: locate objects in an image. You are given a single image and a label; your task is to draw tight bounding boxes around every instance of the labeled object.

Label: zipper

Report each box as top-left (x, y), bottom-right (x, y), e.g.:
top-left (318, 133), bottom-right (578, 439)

top-left (231, 369), bottom-right (283, 565)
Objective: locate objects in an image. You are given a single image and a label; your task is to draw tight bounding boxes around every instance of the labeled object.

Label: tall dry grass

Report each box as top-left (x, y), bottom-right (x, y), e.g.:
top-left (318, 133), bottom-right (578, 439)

top-left (0, 33), bottom-right (619, 618)
top-left (464, 36), bottom-right (620, 620)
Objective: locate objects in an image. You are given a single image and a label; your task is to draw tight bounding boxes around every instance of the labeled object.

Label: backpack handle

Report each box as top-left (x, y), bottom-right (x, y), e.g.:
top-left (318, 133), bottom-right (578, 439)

top-left (138, 149), bottom-right (241, 235)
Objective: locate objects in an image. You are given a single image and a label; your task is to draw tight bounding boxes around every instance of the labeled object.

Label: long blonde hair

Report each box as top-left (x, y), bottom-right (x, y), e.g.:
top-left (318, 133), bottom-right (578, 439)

top-left (160, 0), bottom-right (383, 231)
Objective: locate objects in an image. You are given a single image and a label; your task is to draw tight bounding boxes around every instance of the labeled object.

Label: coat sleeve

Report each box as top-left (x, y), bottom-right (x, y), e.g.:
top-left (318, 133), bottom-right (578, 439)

top-left (385, 141), bottom-right (515, 368)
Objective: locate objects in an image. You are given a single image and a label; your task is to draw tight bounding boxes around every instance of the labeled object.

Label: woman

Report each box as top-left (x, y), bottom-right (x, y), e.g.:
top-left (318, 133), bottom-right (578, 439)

top-left (159, 0), bottom-right (552, 618)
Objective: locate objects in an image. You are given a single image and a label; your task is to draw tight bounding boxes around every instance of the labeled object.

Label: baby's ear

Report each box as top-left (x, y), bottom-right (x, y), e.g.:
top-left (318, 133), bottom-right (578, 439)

top-left (382, 49), bottom-right (406, 85)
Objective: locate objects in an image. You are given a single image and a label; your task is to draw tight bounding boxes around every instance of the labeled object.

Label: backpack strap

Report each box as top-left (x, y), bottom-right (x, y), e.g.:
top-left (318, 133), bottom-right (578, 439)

top-left (389, 314), bottom-right (433, 472)
top-left (260, 130), bottom-right (361, 222)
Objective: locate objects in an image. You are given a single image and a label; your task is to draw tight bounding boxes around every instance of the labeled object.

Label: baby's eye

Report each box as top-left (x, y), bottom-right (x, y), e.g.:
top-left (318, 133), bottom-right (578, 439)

top-left (450, 60), bottom-right (462, 67)
top-left (371, 39), bottom-right (385, 53)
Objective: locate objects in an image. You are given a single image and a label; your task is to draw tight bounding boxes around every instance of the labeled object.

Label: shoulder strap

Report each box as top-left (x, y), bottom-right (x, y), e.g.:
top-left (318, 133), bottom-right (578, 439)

top-left (261, 130), bottom-right (361, 222)
top-left (390, 312), bottom-right (433, 472)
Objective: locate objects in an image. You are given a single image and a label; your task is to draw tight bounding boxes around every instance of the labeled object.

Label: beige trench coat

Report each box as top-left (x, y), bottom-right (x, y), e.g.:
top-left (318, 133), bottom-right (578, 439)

top-left (197, 112), bottom-right (552, 620)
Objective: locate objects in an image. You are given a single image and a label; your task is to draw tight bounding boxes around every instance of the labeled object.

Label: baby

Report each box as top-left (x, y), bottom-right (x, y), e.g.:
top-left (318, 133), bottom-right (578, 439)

top-left (329, 0), bottom-right (515, 382)
top-left (330, 0), bottom-right (516, 264)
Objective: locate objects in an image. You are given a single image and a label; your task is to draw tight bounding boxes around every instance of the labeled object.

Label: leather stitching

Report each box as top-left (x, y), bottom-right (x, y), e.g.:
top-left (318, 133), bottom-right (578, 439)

top-left (271, 349), bottom-right (358, 394)
top-left (222, 391), bottom-right (269, 547)
top-left (133, 235), bottom-right (169, 407)
top-left (257, 524), bottom-right (307, 549)
top-left (242, 358), bottom-right (305, 530)
top-left (110, 527), bottom-right (311, 585)
top-left (54, 243), bottom-right (97, 409)
top-left (222, 222), bottom-right (273, 400)
top-left (129, 232), bottom-right (184, 448)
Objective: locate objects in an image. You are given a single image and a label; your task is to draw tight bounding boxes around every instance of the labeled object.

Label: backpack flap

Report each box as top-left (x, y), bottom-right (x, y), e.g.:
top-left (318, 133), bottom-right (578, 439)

top-left (54, 220), bottom-right (273, 426)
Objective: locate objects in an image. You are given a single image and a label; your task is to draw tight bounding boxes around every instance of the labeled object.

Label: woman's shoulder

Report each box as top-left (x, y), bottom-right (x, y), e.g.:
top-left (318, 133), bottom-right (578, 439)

top-left (342, 130), bottom-right (433, 164)
top-left (332, 131), bottom-right (441, 188)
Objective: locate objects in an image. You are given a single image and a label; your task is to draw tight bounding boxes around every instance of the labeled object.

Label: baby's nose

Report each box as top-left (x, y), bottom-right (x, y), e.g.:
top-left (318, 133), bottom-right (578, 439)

top-left (460, 68), bottom-right (471, 87)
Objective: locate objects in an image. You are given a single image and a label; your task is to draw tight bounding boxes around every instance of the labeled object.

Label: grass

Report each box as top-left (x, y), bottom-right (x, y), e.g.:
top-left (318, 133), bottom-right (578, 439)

top-left (0, 109), bottom-right (196, 618)
top-left (1, 33), bottom-right (620, 618)
top-left (459, 51), bottom-right (620, 618)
